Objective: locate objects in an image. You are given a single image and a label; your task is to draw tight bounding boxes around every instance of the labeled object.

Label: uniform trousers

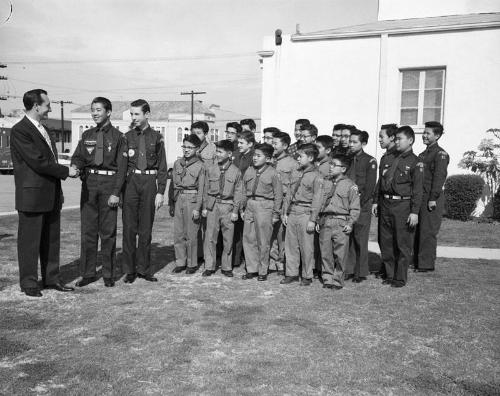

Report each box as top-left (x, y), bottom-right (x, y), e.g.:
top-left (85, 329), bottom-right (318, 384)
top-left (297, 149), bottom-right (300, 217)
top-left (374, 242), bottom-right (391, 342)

top-left (284, 206), bottom-right (315, 279)
top-left (204, 202), bottom-right (235, 271)
top-left (319, 217), bottom-right (350, 287)
top-left (346, 206), bottom-right (372, 278)
top-left (80, 174), bottom-right (118, 279)
top-left (414, 194), bottom-right (444, 270)
top-left (122, 173), bottom-right (157, 276)
top-left (270, 220), bottom-right (285, 271)
top-left (174, 193), bottom-right (200, 268)
top-left (379, 198), bottom-right (414, 285)
top-left (243, 199), bottom-right (274, 276)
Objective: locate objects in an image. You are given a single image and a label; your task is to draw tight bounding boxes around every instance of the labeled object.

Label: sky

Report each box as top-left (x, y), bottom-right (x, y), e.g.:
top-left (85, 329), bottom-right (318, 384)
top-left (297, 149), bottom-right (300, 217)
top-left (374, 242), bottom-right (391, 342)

top-left (0, 0), bottom-right (378, 119)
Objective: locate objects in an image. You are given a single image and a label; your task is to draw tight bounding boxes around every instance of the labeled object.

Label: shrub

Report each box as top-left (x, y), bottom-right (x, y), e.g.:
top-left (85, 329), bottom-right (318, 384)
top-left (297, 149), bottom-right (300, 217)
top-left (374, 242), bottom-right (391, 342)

top-left (444, 174), bottom-right (484, 221)
top-left (493, 187), bottom-right (500, 220)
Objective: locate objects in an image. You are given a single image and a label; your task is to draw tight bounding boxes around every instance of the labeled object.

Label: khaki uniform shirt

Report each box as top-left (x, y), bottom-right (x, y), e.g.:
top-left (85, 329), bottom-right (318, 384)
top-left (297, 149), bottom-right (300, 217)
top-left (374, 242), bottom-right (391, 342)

top-left (203, 160), bottom-right (243, 214)
top-left (242, 164), bottom-right (283, 217)
top-left (316, 157), bottom-right (331, 178)
top-left (273, 152), bottom-right (299, 197)
top-left (172, 156), bottom-right (205, 211)
top-left (321, 176), bottom-right (360, 227)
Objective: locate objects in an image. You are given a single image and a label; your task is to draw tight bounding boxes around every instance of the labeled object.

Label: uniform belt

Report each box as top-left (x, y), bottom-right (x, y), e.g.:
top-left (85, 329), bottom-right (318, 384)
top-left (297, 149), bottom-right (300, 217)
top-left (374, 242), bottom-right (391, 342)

top-left (291, 202), bottom-right (311, 208)
top-left (215, 198), bottom-right (233, 204)
top-left (248, 196), bottom-right (273, 201)
top-left (88, 169), bottom-right (116, 175)
top-left (383, 194), bottom-right (411, 200)
top-left (133, 169), bottom-right (157, 175)
top-left (321, 213), bottom-right (348, 220)
top-left (179, 190), bottom-right (198, 194)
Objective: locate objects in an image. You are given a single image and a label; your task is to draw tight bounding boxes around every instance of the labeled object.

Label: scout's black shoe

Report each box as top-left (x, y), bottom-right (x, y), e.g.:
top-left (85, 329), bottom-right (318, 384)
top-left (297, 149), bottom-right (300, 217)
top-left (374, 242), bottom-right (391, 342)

top-left (391, 281), bottom-right (405, 288)
top-left (280, 276), bottom-right (299, 285)
top-left (44, 282), bottom-right (74, 292)
top-left (76, 276), bottom-right (98, 287)
top-left (103, 278), bottom-right (115, 287)
top-left (172, 266), bottom-right (187, 274)
top-left (202, 270), bottom-right (214, 277)
top-left (323, 284), bottom-right (342, 290)
top-left (22, 287), bottom-right (42, 297)
top-left (257, 275), bottom-right (267, 281)
top-left (221, 270), bottom-right (233, 277)
top-left (416, 268), bottom-right (434, 273)
top-left (352, 277), bottom-right (367, 283)
top-left (138, 274), bottom-right (158, 282)
top-left (382, 279), bottom-right (393, 285)
top-left (344, 274), bottom-right (354, 281)
top-left (300, 278), bottom-right (312, 286)
top-left (185, 267), bottom-right (198, 275)
top-left (241, 272), bottom-right (258, 280)
top-left (124, 273), bottom-right (137, 283)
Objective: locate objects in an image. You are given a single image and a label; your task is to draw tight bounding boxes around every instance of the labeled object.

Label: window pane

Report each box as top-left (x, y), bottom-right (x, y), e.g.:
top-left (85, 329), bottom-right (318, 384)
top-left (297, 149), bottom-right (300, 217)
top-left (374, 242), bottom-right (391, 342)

top-left (425, 70), bottom-right (443, 89)
top-left (402, 71), bottom-right (420, 89)
top-left (400, 109), bottom-right (418, 125)
top-left (424, 89), bottom-right (442, 107)
top-left (401, 90), bottom-right (419, 107)
top-left (423, 108), bottom-right (441, 123)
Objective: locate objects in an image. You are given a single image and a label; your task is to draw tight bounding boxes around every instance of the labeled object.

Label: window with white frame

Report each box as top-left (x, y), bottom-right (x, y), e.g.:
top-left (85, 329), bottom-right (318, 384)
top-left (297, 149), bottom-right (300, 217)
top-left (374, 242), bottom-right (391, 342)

top-left (400, 68), bottom-right (445, 127)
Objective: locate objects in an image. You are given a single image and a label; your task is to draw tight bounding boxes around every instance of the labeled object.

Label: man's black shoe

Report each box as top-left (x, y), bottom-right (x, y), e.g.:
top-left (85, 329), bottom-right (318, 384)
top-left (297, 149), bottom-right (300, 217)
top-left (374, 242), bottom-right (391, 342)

top-left (185, 267), bottom-right (197, 274)
top-left (416, 268), bottom-right (434, 273)
top-left (138, 273), bottom-right (158, 282)
top-left (103, 278), bottom-right (115, 287)
top-left (172, 266), bottom-right (186, 274)
top-left (76, 276), bottom-right (98, 287)
top-left (124, 273), bottom-right (137, 283)
top-left (352, 277), bottom-right (367, 283)
top-left (344, 274), bottom-right (354, 281)
top-left (323, 284), bottom-right (342, 290)
top-left (44, 282), bottom-right (74, 292)
top-left (300, 278), bottom-right (312, 286)
top-left (241, 272), bottom-right (258, 280)
top-left (202, 270), bottom-right (214, 277)
top-left (257, 275), bottom-right (267, 281)
top-left (22, 287), bottom-right (42, 297)
top-left (280, 276), bottom-right (299, 285)
top-left (391, 282), bottom-right (405, 288)
top-left (221, 270), bottom-right (233, 277)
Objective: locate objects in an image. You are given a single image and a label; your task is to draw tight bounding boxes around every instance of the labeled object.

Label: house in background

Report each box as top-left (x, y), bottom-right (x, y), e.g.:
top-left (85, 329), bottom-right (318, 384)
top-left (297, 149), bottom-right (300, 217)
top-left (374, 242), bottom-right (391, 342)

top-left (71, 101), bottom-right (215, 167)
top-left (258, 0), bottom-right (500, 173)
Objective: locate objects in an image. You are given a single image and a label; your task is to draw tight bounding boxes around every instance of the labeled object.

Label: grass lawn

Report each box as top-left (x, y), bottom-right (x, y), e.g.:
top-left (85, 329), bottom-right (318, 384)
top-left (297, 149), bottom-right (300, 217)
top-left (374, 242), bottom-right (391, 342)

top-left (0, 209), bottom-right (499, 395)
top-left (369, 216), bottom-right (500, 249)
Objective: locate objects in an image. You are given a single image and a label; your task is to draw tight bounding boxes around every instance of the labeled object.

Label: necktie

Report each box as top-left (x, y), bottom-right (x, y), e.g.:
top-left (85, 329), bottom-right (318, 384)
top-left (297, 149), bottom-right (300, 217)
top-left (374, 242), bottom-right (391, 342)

top-left (251, 165), bottom-right (267, 197)
top-left (138, 132), bottom-right (147, 171)
top-left (38, 123), bottom-right (56, 161)
top-left (348, 155), bottom-right (357, 182)
top-left (383, 155), bottom-right (401, 191)
top-left (94, 129), bottom-right (104, 166)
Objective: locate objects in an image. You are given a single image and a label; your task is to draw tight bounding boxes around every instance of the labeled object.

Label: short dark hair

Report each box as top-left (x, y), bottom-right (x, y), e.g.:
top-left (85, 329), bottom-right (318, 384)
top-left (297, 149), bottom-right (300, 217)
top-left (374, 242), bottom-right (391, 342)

top-left (345, 124), bottom-right (357, 133)
top-left (183, 134), bottom-right (202, 147)
top-left (238, 130), bottom-right (256, 145)
top-left (272, 131), bottom-right (291, 147)
top-left (23, 89), bottom-right (48, 111)
top-left (332, 154), bottom-right (351, 169)
top-left (300, 123), bottom-right (318, 137)
top-left (263, 127), bottom-right (281, 135)
top-left (295, 119), bottom-right (310, 127)
top-left (381, 123), bottom-right (398, 137)
top-left (226, 122), bottom-right (242, 133)
top-left (350, 129), bottom-right (368, 144)
top-left (316, 135), bottom-right (334, 151)
top-left (215, 139), bottom-right (234, 152)
top-left (91, 97), bottom-right (112, 112)
top-left (396, 125), bottom-right (415, 142)
top-left (333, 123), bottom-right (346, 131)
top-left (254, 143), bottom-right (274, 158)
top-left (130, 99), bottom-right (150, 113)
top-left (191, 121), bottom-right (209, 134)
top-left (425, 121), bottom-right (444, 137)
top-left (297, 143), bottom-right (319, 161)
top-left (240, 118), bottom-right (256, 131)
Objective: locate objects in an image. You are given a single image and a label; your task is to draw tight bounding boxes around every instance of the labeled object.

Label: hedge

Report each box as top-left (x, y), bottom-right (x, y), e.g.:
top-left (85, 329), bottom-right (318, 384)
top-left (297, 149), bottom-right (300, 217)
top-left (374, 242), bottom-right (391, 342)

top-left (444, 174), bottom-right (484, 221)
top-left (493, 186), bottom-right (500, 220)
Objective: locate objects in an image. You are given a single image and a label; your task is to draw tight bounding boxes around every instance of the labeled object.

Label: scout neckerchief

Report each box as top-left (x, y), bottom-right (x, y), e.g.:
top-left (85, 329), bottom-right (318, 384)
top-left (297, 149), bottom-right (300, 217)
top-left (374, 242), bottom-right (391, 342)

top-left (251, 164), bottom-right (269, 198)
top-left (197, 139), bottom-right (208, 159)
top-left (179, 156), bottom-right (199, 179)
top-left (382, 151), bottom-right (403, 191)
top-left (321, 175), bottom-right (344, 212)
top-left (290, 165), bottom-right (314, 204)
top-left (218, 159), bottom-right (232, 196)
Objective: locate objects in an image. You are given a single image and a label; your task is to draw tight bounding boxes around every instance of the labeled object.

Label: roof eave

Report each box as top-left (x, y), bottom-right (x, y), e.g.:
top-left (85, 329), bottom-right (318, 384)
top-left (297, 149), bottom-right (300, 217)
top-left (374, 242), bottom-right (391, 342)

top-left (291, 21), bottom-right (500, 41)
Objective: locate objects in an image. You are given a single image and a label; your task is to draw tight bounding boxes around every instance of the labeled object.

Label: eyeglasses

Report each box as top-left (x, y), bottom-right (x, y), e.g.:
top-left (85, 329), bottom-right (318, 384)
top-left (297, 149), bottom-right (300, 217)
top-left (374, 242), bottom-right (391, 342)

top-left (331, 164), bottom-right (343, 168)
top-left (225, 130), bottom-right (237, 135)
top-left (181, 145), bottom-right (197, 150)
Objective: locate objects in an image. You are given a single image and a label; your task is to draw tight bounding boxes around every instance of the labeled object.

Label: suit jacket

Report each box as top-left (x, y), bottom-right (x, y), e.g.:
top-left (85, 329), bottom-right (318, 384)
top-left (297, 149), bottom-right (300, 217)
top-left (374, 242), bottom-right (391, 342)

top-left (10, 116), bottom-right (69, 212)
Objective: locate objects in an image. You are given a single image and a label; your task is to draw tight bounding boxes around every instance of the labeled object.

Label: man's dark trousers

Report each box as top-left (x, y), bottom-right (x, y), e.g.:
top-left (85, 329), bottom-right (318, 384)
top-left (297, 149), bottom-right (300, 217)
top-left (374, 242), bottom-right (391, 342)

top-left (18, 209), bottom-right (61, 289)
top-left (346, 202), bottom-right (372, 278)
top-left (415, 194), bottom-right (444, 271)
top-left (80, 174), bottom-right (118, 279)
top-left (122, 174), bottom-right (157, 276)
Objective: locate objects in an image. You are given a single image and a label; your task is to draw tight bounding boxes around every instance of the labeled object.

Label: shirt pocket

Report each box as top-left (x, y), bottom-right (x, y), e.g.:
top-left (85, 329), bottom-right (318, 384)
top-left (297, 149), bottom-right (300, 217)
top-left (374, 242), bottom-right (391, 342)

top-left (147, 142), bottom-right (157, 161)
top-left (224, 177), bottom-right (235, 195)
top-left (208, 177), bottom-right (220, 194)
top-left (395, 170), bottom-right (411, 184)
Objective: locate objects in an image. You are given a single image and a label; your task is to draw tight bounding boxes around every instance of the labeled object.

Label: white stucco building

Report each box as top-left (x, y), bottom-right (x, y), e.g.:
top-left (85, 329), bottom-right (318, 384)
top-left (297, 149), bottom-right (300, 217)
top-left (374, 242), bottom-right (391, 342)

top-left (258, 0), bottom-right (500, 173)
top-left (71, 101), bottom-right (215, 167)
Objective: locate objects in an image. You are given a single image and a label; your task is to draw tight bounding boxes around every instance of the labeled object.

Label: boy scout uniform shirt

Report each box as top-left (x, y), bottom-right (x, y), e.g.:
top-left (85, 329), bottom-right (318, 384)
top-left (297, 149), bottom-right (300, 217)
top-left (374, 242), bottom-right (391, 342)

top-left (242, 165), bottom-right (283, 218)
top-left (71, 122), bottom-right (127, 196)
top-left (273, 152), bottom-right (299, 197)
top-left (418, 142), bottom-right (449, 200)
top-left (283, 165), bottom-right (324, 222)
top-left (125, 126), bottom-right (168, 194)
top-left (347, 150), bottom-right (377, 208)
top-left (197, 139), bottom-right (217, 165)
top-left (321, 176), bottom-right (360, 227)
top-left (203, 160), bottom-right (243, 214)
top-left (380, 149), bottom-right (423, 214)
top-left (172, 156), bottom-right (205, 211)
top-left (374, 146), bottom-right (398, 204)
top-left (316, 157), bottom-right (331, 178)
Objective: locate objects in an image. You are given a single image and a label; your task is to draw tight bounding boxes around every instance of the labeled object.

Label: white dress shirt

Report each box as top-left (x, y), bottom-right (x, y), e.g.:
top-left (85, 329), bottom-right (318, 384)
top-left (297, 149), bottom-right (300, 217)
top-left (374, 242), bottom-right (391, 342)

top-left (26, 114), bottom-right (57, 161)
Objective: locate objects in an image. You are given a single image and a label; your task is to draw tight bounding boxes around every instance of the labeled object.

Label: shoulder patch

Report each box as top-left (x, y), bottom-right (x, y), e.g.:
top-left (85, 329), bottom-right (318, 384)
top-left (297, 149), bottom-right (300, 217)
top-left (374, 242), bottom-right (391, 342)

top-left (438, 151), bottom-right (448, 159)
top-left (369, 158), bottom-right (376, 163)
top-left (416, 162), bottom-right (424, 168)
top-left (122, 151), bottom-right (128, 157)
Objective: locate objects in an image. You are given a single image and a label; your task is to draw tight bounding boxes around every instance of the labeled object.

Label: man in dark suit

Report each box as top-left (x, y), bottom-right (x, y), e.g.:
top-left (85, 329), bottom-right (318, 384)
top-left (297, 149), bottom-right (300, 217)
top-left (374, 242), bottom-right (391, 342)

top-left (10, 89), bottom-right (78, 297)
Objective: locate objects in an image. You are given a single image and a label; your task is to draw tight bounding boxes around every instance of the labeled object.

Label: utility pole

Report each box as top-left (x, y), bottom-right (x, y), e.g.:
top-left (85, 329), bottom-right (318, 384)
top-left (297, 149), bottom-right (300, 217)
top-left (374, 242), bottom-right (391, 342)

top-left (180, 90), bottom-right (206, 125)
top-left (56, 100), bottom-right (72, 153)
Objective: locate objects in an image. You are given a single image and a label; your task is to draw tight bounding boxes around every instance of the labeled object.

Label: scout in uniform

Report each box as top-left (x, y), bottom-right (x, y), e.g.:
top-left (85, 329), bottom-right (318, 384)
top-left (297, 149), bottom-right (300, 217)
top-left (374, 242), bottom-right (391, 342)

top-left (281, 143), bottom-right (324, 286)
top-left (201, 140), bottom-right (243, 277)
top-left (345, 129), bottom-right (377, 283)
top-left (122, 99), bottom-right (167, 284)
top-left (315, 135), bottom-right (334, 178)
top-left (377, 126), bottom-right (423, 288)
top-left (71, 97), bottom-right (127, 287)
top-left (288, 118), bottom-right (310, 159)
top-left (192, 121), bottom-right (216, 165)
top-left (270, 131), bottom-right (299, 274)
top-left (241, 143), bottom-right (283, 281)
top-left (372, 123), bottom-right (399, 278)
top-left (171, 135), bottom-right (206, 274)
top-left (414, 121), bottom-right (449, 272)
top-left (318, 155), bottom-right (360, 290)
